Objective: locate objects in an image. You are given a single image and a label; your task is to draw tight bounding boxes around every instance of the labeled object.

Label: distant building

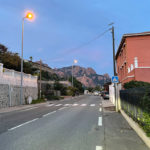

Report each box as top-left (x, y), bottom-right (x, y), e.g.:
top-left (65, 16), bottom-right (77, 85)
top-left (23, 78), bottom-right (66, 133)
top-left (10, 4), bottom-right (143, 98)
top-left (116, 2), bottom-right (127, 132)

top-left (116, 32), bottom-right (150, 84)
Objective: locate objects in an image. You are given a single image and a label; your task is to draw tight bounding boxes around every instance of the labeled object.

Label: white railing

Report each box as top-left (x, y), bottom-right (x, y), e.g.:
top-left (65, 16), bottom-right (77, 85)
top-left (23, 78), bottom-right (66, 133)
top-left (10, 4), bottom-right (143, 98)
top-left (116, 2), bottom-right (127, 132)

top-left (0, 63), bottom-right (38, 87)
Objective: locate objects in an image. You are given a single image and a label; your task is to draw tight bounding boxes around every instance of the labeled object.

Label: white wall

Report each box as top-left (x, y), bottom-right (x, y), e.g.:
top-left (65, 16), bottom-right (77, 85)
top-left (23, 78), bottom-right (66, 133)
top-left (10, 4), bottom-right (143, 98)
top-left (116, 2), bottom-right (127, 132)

top-left (109, 84), bottom-right (115, 105)
top-left (0, 63), bottom-right (37, 88)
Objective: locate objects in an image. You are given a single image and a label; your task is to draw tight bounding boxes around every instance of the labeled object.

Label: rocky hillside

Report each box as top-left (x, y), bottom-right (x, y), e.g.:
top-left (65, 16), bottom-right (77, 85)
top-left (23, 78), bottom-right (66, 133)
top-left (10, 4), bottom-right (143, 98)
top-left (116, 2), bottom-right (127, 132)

top-left (54, 66), bottom-right (111, 87)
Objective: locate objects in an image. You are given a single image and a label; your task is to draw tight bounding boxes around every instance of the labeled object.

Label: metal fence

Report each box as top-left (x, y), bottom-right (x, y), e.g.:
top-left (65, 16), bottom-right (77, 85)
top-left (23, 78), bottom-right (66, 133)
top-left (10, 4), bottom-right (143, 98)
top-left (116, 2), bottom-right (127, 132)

top-left (120, 88), bottom-right (150, 135)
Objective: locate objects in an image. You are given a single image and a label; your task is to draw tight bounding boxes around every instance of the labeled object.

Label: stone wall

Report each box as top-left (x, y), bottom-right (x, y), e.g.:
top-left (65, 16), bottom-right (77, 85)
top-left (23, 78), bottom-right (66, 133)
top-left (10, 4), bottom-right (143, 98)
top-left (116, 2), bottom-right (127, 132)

top-left (0, 84), bottom-right (38, 108)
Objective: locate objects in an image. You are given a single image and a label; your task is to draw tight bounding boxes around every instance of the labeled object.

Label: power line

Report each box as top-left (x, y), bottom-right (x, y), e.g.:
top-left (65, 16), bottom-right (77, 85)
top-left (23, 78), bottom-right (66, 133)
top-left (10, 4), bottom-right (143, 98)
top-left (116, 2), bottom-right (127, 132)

top-left (65, 29), bottom-right (110, 53)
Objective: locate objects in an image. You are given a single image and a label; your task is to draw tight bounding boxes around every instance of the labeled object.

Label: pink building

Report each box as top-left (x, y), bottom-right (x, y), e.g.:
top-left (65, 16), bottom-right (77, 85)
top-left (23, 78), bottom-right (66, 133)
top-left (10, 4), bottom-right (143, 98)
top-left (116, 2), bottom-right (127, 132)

top-left (116, 32), bottom-right (150, 85)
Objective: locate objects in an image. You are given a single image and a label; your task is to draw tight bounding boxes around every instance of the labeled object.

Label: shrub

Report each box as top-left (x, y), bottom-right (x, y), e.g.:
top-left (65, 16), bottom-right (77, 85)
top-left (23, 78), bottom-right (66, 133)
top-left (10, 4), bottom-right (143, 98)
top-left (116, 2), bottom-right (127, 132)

top-left (31, 98), bottom-right (45, 104)
top-left (124, 81), bottom-right (150, 89)
top-left (46, 95), bottom-right (64, 101)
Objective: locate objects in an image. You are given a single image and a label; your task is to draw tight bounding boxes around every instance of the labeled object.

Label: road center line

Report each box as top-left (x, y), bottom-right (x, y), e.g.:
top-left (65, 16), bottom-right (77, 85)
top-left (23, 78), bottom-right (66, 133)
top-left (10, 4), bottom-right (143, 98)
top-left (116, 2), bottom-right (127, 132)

top-left (90, 104), bottom-right (95, 106)
top-left (98, 117), bottom-right (102, 126)
top-left (8, 118), bottom-right (39, 131)
top-left (43, 111), bottom-right (56, 117)
top-left (96, 146), bottom-right (103, 150)
top-left (99, 108), bottom-right (102, 112)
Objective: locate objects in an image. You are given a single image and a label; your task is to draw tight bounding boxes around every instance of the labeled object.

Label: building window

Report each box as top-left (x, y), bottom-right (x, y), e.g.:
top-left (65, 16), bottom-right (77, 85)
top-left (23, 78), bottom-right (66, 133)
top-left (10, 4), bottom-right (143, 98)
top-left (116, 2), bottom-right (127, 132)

top-left (128, 67), bottom-right (130, 73)
top-left (134, 57), bottom-right (138, 68)
top-left (131, 64), bottom-right (134, 71)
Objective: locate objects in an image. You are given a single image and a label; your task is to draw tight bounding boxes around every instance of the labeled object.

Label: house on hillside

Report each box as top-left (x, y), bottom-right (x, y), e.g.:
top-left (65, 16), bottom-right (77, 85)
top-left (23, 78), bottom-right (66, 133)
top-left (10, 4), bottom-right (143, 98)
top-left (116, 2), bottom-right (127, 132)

top-left (116, 32), bottom-right (150, 85)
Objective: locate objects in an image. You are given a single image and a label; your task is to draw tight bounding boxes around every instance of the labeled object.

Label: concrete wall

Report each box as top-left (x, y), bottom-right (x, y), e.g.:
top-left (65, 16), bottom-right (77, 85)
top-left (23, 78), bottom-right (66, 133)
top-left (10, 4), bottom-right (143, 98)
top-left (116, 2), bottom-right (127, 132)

top-left (0, 84), bottom-right (38, 108)
top-left (109, 83), bottom-right (122, 111)
top-left (0, 63), bottom-right (38, 108)
top-left (0, 67), bottom-right (37, 87)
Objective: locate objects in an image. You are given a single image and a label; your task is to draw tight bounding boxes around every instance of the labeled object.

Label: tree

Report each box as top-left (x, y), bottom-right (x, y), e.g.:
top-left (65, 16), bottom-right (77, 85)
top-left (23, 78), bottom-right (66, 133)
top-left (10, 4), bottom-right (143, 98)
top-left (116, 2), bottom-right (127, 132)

top-left (0, 44), bottom-right (36, 75)
top-left (40, 71), bottom-right (60, 81)
top-left (68, 77), bottom-right (84, 93)
top-left (87, 87), bottom-right (94, 92)
top-left (0, 44), bottom-right (8, 54)
top-left (29, 56), bottom-right (33, 62)
top-left (54, 81), bottom-right (67, 95)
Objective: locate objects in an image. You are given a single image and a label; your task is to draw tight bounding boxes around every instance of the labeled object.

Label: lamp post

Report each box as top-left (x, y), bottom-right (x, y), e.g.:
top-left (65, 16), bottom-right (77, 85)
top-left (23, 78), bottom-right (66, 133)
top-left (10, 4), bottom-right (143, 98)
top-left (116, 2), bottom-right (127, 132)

top-left (72, 59), bottom-right (78, 87)
top-left (20, 11), bottom-right (34, 105)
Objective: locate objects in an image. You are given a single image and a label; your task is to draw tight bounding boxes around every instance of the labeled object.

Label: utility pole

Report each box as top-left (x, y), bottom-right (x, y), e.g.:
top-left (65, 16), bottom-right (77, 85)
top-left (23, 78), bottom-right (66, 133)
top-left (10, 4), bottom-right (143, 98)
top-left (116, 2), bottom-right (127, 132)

top-left (112, 26), bottom-right (117, 76)
top-left (40, 59), bottom-right (42, 99)
top-left (72, 59), bottom-right (78, 87)
top-left (20, 18), bottom-right (25, 105)
top-left (72, 64), bottom-right (74, 87)
top-left (110, 25), bottom-right (118, 111)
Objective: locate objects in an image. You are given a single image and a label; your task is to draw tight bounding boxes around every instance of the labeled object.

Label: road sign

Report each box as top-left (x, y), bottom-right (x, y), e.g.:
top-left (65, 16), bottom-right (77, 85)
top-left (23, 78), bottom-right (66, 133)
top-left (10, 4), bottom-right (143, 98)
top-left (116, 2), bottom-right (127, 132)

top-left (112, 76), bottom-right (119, 83)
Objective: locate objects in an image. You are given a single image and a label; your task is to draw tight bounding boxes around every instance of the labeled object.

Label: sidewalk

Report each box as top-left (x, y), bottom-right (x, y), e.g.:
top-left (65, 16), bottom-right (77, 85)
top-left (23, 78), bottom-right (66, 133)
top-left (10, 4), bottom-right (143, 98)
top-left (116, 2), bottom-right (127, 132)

top-left (102, 100), bottom-right (149, 150)
top-left (102, 99), bottom-right (149, 150)
top-left (102, 99), bottom-right (116, 111)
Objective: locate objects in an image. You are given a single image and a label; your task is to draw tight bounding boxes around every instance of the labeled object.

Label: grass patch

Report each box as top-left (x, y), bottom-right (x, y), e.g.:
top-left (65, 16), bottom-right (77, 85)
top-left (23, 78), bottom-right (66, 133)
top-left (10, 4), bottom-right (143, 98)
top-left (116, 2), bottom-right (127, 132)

top-left (31, 98), bottom-right (46, 104)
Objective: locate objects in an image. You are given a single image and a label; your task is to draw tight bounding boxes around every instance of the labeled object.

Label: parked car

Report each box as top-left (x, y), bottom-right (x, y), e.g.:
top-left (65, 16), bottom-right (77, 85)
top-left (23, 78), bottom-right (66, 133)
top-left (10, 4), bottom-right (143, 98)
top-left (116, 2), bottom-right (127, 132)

top-left (102, 91), bottom-right (109, 99)
top-left (93, 91), bottom-right (99, 96)
top-left (101, 91), bottom-right (105, 97)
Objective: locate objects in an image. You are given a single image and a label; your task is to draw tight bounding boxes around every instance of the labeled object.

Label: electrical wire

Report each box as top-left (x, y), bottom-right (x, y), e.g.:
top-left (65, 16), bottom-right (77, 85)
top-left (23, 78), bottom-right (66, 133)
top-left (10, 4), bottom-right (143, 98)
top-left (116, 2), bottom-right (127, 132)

top-left (65, 28), bottom-right (110, 53)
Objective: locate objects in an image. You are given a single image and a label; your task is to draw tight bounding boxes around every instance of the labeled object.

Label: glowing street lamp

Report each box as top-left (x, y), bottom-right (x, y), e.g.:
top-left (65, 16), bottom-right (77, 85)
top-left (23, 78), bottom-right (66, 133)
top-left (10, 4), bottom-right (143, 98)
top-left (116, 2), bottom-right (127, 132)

top-left (26, 12), bottom-right (34, 20)
top-left (20, 11), bottom-right (35, 105)
top-left (72, 59), bottom-right (78, 87)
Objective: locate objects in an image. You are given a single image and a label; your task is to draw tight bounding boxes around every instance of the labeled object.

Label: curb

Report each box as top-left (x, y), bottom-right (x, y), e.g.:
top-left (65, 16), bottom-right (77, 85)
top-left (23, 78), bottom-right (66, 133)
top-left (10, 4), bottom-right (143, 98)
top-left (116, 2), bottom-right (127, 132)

top-left (120, 109), bottom-right (150, 149)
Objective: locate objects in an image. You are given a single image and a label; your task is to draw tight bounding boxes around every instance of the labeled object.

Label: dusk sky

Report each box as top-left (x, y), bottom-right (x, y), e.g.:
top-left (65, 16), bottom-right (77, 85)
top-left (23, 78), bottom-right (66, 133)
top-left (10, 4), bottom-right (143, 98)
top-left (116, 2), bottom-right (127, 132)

top-left (0, 0), bottom-right (150, 76)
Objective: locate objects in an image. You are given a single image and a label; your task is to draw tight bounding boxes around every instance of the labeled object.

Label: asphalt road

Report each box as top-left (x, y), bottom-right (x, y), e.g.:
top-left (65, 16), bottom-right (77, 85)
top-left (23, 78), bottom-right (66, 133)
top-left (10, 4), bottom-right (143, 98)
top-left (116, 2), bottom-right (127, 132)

top-left (0, 95), bottom-right (149, 150)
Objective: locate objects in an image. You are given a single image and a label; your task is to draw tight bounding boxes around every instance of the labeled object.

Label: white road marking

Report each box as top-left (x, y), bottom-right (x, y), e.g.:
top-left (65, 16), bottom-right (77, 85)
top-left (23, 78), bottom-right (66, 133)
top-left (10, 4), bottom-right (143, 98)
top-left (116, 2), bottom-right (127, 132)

top-left (96, 146), bottom-right (103, 150)
top-left (98, 117), bottom-right (102, 126)
top-left (99, 108), bottom-right (102, 112)
top-left (8, 118), bottom-right (39, 131)
top-left (81, 104), bottom-right (87, 106)
top-left (58, 107), bottom-right (66, 111)
top-left (47, 104), bottom-right (54, 107)
top-left (55, 104), bottom-right (62, 106)
top-left (73, 103), bottom-right (78, 106)
top-left (90, 104), bottom-right (95, 106)
top-left (43, 111), bottom-right (56, 117)
top-left (20, 107), bottom-right (38, 112)
top-left (100, 103), bottom-right (102, 106)
top-left (64, 104), bottom-right (71, 106)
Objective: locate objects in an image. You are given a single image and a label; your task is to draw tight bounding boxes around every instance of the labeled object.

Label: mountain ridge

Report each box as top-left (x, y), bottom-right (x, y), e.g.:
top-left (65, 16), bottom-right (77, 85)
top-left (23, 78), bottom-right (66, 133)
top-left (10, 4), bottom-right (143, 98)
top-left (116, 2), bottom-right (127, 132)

top-left (54, 65), bottom-right (111, 87)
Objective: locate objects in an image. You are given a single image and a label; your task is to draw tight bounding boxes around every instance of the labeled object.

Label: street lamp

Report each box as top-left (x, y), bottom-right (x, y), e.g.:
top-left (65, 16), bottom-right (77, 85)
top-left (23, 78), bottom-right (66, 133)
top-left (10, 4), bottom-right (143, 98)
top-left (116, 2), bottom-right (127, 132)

top-left (72, 59), bottom-right (78, 87)
top-left (20, 11), bottom-right (35, 105)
